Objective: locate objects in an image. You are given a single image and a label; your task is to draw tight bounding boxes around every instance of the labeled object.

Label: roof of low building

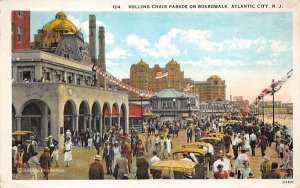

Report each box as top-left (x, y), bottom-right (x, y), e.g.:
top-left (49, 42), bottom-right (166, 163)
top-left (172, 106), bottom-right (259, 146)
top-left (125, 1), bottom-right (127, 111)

top-left (154, 88), bottom-right (183, 98)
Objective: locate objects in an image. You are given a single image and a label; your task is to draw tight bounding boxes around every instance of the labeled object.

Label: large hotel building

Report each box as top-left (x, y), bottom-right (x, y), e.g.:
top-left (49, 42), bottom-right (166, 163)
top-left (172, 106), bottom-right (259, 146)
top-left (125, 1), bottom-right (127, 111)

top-left (122, 59), bottom-right (226, 102)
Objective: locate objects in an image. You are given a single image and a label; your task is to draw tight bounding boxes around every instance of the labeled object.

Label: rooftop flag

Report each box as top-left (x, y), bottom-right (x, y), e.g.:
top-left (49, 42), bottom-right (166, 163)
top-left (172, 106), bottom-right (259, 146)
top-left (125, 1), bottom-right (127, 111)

top-left (155, 71), bottom-right (169, 79)
top-left (184, 83), bottom-right (193, 92)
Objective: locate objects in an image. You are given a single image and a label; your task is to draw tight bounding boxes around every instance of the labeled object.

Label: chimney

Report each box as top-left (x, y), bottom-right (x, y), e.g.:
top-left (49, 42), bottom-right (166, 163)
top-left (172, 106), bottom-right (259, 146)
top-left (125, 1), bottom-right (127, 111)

top-left (97, 26), bottom-right (106, 88)
top-left (89, 15), bottom-right (96, 62)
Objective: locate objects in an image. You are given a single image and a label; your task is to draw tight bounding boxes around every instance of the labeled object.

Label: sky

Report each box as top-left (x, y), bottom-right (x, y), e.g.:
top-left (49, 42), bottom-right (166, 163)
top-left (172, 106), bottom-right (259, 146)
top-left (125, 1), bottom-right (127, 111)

top-left (30, 11), bottom-right (293, 103)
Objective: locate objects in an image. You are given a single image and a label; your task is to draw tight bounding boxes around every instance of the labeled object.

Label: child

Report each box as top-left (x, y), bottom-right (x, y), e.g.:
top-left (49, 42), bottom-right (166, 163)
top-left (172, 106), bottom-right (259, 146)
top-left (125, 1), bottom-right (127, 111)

top-left (51, 146), bottom-right (59, 167)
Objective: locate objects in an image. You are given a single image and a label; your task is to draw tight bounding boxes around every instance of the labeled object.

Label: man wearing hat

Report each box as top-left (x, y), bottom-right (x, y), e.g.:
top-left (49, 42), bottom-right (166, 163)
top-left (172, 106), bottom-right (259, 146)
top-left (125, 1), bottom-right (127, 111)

top-left (213, 151), bottom-right (227, 175)
top-left (260, 156), bottom-right (271, 178)
top-left (94, 132), bottom-right (101, 155)
top-left (39, 147), bottom-right (51, 180)
top-left (186, 125), bottom-right (193, 143)
top-left (181, 152), bottom-right (194, 162)
top-left (89, 155), bottom-right (104, 179)
top-left (22, 139), bottom-right (35, 164)
top-left (262, 162), bottom-right (281, 179)
top-left (47, 135), bottom-right (58, 162)
top-left (114, 152), bottom-right (129, 179)
top-left (103, 141), bottom-right (113, 174)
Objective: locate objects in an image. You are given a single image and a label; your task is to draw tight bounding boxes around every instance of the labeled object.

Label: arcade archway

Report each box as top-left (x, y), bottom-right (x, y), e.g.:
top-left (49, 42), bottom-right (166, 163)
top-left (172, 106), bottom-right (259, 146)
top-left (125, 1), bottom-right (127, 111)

top-left (102, 102), bottom-right (111, 130)
top-left (20, 99), bottom-right (51, 143)
top-left (78, 101), bottom-right (90, 132)
top-left (91, 102), bottom-right (101, 132)
top-left (63, 100), bottom-right (76, 134)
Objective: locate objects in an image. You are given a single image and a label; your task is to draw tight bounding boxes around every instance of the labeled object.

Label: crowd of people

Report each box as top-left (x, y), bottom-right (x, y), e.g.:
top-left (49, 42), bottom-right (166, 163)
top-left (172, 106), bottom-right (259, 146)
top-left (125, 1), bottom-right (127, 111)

top-left (12, 112), bottom-right (293, 180)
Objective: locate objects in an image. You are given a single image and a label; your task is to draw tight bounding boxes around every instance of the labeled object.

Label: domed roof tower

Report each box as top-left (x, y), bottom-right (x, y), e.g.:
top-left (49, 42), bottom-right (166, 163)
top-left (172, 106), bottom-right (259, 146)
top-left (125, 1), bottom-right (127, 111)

top-left (33, 11), bottom-right (81, 51)
top-left (42, 12), bottom-right (78, 34)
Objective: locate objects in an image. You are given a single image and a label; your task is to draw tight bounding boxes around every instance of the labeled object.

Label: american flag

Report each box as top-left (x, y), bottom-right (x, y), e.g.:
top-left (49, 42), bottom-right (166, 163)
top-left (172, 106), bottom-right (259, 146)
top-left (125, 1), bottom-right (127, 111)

top-left (184, 83), bottom-right (194, 92)
top-left (155, 71), bottom-right (168, 79)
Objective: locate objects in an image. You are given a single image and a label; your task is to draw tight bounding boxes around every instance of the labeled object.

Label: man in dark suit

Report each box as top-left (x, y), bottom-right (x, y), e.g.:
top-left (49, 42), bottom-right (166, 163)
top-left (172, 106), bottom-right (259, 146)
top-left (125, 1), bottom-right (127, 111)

top-left (46, 135), bottom-right (58, 161)
top-left (23, 139), bottom-right (35, 163)
top-left (89, 155), bottom-right (104, 179)
top-left (186, 125), bottom-right (193, 143)
top-left (102, 141), bottom-right (114, 174)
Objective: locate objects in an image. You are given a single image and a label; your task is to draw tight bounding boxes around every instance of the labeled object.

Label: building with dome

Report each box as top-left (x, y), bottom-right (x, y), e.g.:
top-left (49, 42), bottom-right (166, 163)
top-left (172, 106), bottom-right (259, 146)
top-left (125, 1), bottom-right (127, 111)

top-left (194, 75), bottom-right (226, 102)
top-left (122, 59), bottom-right (187, 100)
top-left (33, 12), bottom-right (81, 52)
top-left (122, 59), bottom-right (226, 103)
top-left (12, 12), bottom-right (128, 146)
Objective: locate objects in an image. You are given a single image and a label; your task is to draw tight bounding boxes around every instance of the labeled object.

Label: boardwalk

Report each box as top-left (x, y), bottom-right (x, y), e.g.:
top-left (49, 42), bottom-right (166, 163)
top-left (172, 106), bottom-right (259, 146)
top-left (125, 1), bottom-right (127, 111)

top-left (15, 128), bottom-right (283, 180)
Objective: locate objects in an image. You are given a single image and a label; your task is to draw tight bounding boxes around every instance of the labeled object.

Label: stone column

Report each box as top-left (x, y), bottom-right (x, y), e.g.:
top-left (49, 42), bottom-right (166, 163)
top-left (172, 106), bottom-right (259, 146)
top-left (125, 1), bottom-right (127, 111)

top-left (16, 114), bottom-right (22, 131)
top-left (99, 114), bottom-right (103, 137)
top-left (74, 74), bottom-right (77, 84)
top-left (117, 113), bottom-right (121, 127)
top-left (16, 114), bottom-right (22, 140)
top-left (109, 114), bottom-right (112, 129)
top-left (83, 115), bottom-right (87, 130)
top-left (93, 116), bottom-right (97, 131)
top-left (88, 114), bottom-right (92, 130)
top-left (74, 114), bottom-right (78, 133)
top-left (43, 105), bottom-right (49, 140)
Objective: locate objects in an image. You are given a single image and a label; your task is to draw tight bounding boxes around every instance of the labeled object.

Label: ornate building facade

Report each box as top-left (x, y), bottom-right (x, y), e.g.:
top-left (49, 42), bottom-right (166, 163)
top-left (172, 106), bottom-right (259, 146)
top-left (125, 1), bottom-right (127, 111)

top-left (12, 12), bottom-right (128, 146)
top-left (194, 75), bottom-right (226, 102)
top-left (123, 60), bottom-right (226, 103)
top-left (33, 12), bottom-right (79, 52)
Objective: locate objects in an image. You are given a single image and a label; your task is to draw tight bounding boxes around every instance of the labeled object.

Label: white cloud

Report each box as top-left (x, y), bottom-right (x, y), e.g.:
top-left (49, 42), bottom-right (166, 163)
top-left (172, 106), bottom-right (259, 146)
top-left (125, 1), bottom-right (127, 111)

top-left (181, 56), bottom-right (245, 68)
top-left (126, 35), bottom-right (151, 50)
top-left (68, 15), bottom-right (115, 45)
top-left (257, 60), bottom-right (273, 66)
top-left (105, 32), bottom-right (114, 45)
top-left (126, 34), bottom-right (179, 58)
top-left (107, 48), bottom-right (131, 60)
top-left (168, 28), bottom-right (221, 51)
top-left (223, 38), bottom-right (253, 49)
top-left (270, 40), bottom-right (289, 56)
top-left (255, 37), bottom-right (267, 53)
top-left (201, 56), bottom-right (245, 67)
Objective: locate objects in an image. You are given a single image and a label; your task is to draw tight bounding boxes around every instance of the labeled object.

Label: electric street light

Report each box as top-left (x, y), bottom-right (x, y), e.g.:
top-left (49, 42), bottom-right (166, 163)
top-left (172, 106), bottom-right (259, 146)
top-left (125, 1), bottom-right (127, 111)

top-left (188, 99), bottom-right (191, 118)
top-left (173, 98), bottom-right (176, 122)
top-left (140, 91), bottom-right (144, 132)
top-left (271, 79), bottom-right (282, 132)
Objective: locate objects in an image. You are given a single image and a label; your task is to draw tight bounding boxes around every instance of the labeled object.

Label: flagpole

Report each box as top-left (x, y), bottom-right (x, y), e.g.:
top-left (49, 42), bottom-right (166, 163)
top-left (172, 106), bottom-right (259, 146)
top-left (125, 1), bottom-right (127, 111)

top-left (168, 69), bottom-right (170, 88)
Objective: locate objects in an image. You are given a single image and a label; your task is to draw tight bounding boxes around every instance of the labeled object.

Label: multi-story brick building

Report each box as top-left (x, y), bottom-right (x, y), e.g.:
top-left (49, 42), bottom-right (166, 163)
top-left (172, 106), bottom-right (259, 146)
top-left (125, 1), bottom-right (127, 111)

top-left (194, 75), bottom-right (226, 102)
top-left (123, 60), bottom-right (226, 103)
top-left (11, 11), bottom-right (30, 49)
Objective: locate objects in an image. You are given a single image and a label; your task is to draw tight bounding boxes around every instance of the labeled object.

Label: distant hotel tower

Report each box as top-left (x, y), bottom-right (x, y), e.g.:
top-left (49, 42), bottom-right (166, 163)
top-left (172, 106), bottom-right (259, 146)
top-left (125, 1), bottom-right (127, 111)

top-left (122, 59), bottom-right (226, 102)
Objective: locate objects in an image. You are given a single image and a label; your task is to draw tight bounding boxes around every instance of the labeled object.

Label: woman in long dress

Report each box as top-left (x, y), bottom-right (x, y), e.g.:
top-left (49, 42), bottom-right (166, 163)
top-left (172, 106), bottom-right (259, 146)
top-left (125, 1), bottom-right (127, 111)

top-left (245, 133), bottom-right (250, 151)
top-left (112, 141), bottom-right (122, 170)
top-left (165, 135), bottom-right (172, 158)
top-left (64, 137), bottom-right (73, 167)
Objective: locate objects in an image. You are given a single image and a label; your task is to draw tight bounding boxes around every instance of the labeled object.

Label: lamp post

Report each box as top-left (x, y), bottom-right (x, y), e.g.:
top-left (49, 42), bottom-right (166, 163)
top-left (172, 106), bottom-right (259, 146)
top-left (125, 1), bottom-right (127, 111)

top-left (173, 98), bottom-right (176, 122)
top-left (187, 99), bottom-right (191, 118)
top-left (140, 91), bottom-right (144, 132)
top-left (271, 79), bottom-right (282, 132)
top-left (262, 96), bottom-right (264, 125)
